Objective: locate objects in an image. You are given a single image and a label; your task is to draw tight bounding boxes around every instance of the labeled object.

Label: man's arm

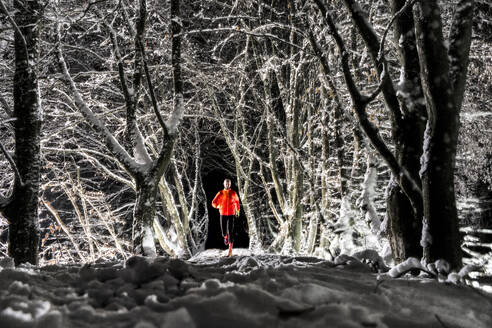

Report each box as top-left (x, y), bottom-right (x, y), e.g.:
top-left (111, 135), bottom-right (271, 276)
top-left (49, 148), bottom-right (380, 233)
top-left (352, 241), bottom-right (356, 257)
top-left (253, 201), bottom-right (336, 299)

top-left (234, 192), bottom-right (240, 215)
top-left (211, 191), bottom-right (221, 209)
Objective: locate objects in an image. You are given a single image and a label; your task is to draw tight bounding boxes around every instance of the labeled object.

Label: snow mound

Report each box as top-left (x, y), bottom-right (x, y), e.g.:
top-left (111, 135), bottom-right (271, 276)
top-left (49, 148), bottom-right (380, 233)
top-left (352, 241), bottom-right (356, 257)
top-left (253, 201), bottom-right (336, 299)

top-left (0, 251), bottom-right (490, 328)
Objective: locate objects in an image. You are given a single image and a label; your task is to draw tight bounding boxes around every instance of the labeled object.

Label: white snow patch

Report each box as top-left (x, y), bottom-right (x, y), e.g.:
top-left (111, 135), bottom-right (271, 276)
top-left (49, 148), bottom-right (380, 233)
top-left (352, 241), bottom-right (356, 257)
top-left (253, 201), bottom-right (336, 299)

top-left (0, 253), bottom-right (489, 327)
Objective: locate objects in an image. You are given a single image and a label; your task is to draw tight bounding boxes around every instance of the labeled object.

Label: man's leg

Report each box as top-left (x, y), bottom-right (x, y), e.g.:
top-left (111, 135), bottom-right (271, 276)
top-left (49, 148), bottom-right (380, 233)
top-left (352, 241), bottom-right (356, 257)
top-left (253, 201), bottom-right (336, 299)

top-left (220, 215), bottom-right (228, 245)
top-left (227, 216), bottom-right (234, 256)
top-left (229, 216), bottom-right (234, 244)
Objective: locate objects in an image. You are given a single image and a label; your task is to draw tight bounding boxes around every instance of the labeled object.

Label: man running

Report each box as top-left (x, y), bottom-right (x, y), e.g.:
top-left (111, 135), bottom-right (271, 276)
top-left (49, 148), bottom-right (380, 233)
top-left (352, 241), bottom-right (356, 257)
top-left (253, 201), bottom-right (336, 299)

top-left (211, 178), bottom-right (240, 256)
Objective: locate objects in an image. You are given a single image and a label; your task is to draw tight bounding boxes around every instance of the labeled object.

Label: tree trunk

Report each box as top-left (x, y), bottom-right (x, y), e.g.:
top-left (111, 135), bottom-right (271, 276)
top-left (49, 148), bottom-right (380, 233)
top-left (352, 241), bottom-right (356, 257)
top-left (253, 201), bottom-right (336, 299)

top-left (133, 175), bottom-right (158, 257)
top-left (383, 0), bottom-right (427, 262)
top-left (3, 0), bottom-right (42, 265)
top-left (386, 181), bottom-right (419, 263)
top-left (413, 0), bottom-right (473, 268)
top-left (158, 175), bottom-right (190, 256)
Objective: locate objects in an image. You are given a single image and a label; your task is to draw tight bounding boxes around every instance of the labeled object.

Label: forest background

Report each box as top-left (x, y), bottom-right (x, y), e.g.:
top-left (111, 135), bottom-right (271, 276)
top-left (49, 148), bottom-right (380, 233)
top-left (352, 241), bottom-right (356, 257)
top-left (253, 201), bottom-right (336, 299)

top-left (0, 0), bottom-right (490, 279)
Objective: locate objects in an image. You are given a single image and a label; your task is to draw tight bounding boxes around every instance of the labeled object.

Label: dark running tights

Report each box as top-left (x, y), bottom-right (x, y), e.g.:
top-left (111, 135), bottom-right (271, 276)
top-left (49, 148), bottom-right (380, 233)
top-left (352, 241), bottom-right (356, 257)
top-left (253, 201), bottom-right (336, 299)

top-left (220, 215), bottom-right (235, 244)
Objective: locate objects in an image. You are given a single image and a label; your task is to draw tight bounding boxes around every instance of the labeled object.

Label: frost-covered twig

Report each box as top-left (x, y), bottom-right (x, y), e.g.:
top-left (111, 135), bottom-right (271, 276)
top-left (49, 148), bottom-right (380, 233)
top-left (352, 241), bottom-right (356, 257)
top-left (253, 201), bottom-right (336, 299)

top-left (44, 146), bottom-right (135, 190)
top-left (96, 8), bottom-right (152, 166)
top-left (181, 27), bottom-right (312, 55)
top-left (460, 227), bottom-right (492, 235)
top-left (42, 198), bottom-right (86, 263)
top-left (85, 197), bottom-right (127, 259)
top-left (55, 20), bottom-right (140, 174)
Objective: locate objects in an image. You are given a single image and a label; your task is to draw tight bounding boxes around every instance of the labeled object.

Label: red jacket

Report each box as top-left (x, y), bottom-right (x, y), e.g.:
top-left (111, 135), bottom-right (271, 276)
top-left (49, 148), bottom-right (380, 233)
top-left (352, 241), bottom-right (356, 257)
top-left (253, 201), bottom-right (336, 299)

top-left (212, 189), bottom-right (240, 216)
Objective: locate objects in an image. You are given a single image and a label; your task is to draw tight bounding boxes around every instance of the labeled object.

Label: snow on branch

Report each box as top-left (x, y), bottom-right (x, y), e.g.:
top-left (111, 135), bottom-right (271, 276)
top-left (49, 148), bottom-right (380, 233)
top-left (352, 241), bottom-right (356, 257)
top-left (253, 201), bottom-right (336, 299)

top-left (100, 8), bottom-right (152, 166)
top-left (385, 257), bottom-right (480, 285)
top-left (341, 0), bottom-right (404, 130)
top-left (55, 21), bottom-right (141, 175)
top-left (181, 27), bottom-right (312, 55)
top-left (43, 146), bottom-right (136, 190)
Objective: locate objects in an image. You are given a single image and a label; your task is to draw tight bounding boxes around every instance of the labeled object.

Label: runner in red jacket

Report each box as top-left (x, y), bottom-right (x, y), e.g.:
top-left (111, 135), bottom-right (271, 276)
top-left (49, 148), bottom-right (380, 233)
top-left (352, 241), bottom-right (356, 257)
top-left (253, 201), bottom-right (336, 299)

top-left (212, 179), bottom-right (240, 256)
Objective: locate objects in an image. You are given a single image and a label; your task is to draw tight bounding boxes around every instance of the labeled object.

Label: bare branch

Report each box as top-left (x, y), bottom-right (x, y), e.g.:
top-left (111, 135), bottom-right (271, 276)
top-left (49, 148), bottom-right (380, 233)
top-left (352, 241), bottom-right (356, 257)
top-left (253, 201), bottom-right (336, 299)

top-left (138, 40), bottom-right (168, 134)
top-left (181, 27), bottom-right (313, 55)
top-left (378, 0), bottom-right (419, 61)
top-left (43, 146), bottom-right (136, 190)
top-left (341, 0), bottom-right (403, 128)
top-left (98, 8), bottom-right (153, 165)
top-left (0, 140), bottom-right (23, 186)
top-left (0, 95), bottom-right (13, 117)
top-left (364, 61), bottom-right (389, 105)
top-left (0, 0), bottom-right (28, 58)
top-left (41, 198), bottom-right (86, 263)
top-left (313, 0), bottom-right (422, 196)
top-left (55, 20), bottom-right (140, 175)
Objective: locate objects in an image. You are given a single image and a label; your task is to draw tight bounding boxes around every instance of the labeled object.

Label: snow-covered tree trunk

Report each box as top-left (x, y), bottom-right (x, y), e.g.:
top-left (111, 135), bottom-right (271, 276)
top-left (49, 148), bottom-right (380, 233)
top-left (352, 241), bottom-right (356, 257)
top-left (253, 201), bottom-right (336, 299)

top-left (318, 105), bottom-right (332, 254)
top-left (305, 106), bottom-right (318, 254)
top-left (413, 0), bottom-right (474, 268)
top-left (308, 33), bottom-right (344, 255)
top-left (0, 0), bottom-right (42, 265)
top-left (359, 148), bottom-right (380, 235)
top-left (157, 174), bottom-right (190, 256)
top-left (383, 0), bottom-right (427, 263)
top-left (262, 71), bottom-right (289, 251)
top-left (133, 175), bottom-right (158, 257)
top-left (290, 138), bottom-right (303, 253)
top-left (287, 1), bottom-right (303, 252)
top-left (265, 76), bottom-right (287, 215)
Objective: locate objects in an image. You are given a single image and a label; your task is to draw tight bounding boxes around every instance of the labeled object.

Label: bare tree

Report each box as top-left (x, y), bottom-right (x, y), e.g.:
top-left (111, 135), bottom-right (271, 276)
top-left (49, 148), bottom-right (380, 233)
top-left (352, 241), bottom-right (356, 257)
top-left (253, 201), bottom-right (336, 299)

top-left (313, 0), bottom-right (474, 268)
top-left (55, 0), bottom-right (188, 257)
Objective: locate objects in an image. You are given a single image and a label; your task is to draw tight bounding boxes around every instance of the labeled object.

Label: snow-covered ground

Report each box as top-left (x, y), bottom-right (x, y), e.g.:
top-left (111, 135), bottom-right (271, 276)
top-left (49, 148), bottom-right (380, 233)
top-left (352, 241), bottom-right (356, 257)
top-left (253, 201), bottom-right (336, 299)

top-left (0, 249), bottom-right (491, 328)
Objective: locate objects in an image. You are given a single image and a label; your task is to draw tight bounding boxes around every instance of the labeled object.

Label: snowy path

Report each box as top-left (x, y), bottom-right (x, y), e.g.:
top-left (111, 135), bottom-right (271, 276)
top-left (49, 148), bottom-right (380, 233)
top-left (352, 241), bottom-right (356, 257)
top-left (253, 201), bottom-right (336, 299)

top-left (0, 249), bottom-right (491, 328)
